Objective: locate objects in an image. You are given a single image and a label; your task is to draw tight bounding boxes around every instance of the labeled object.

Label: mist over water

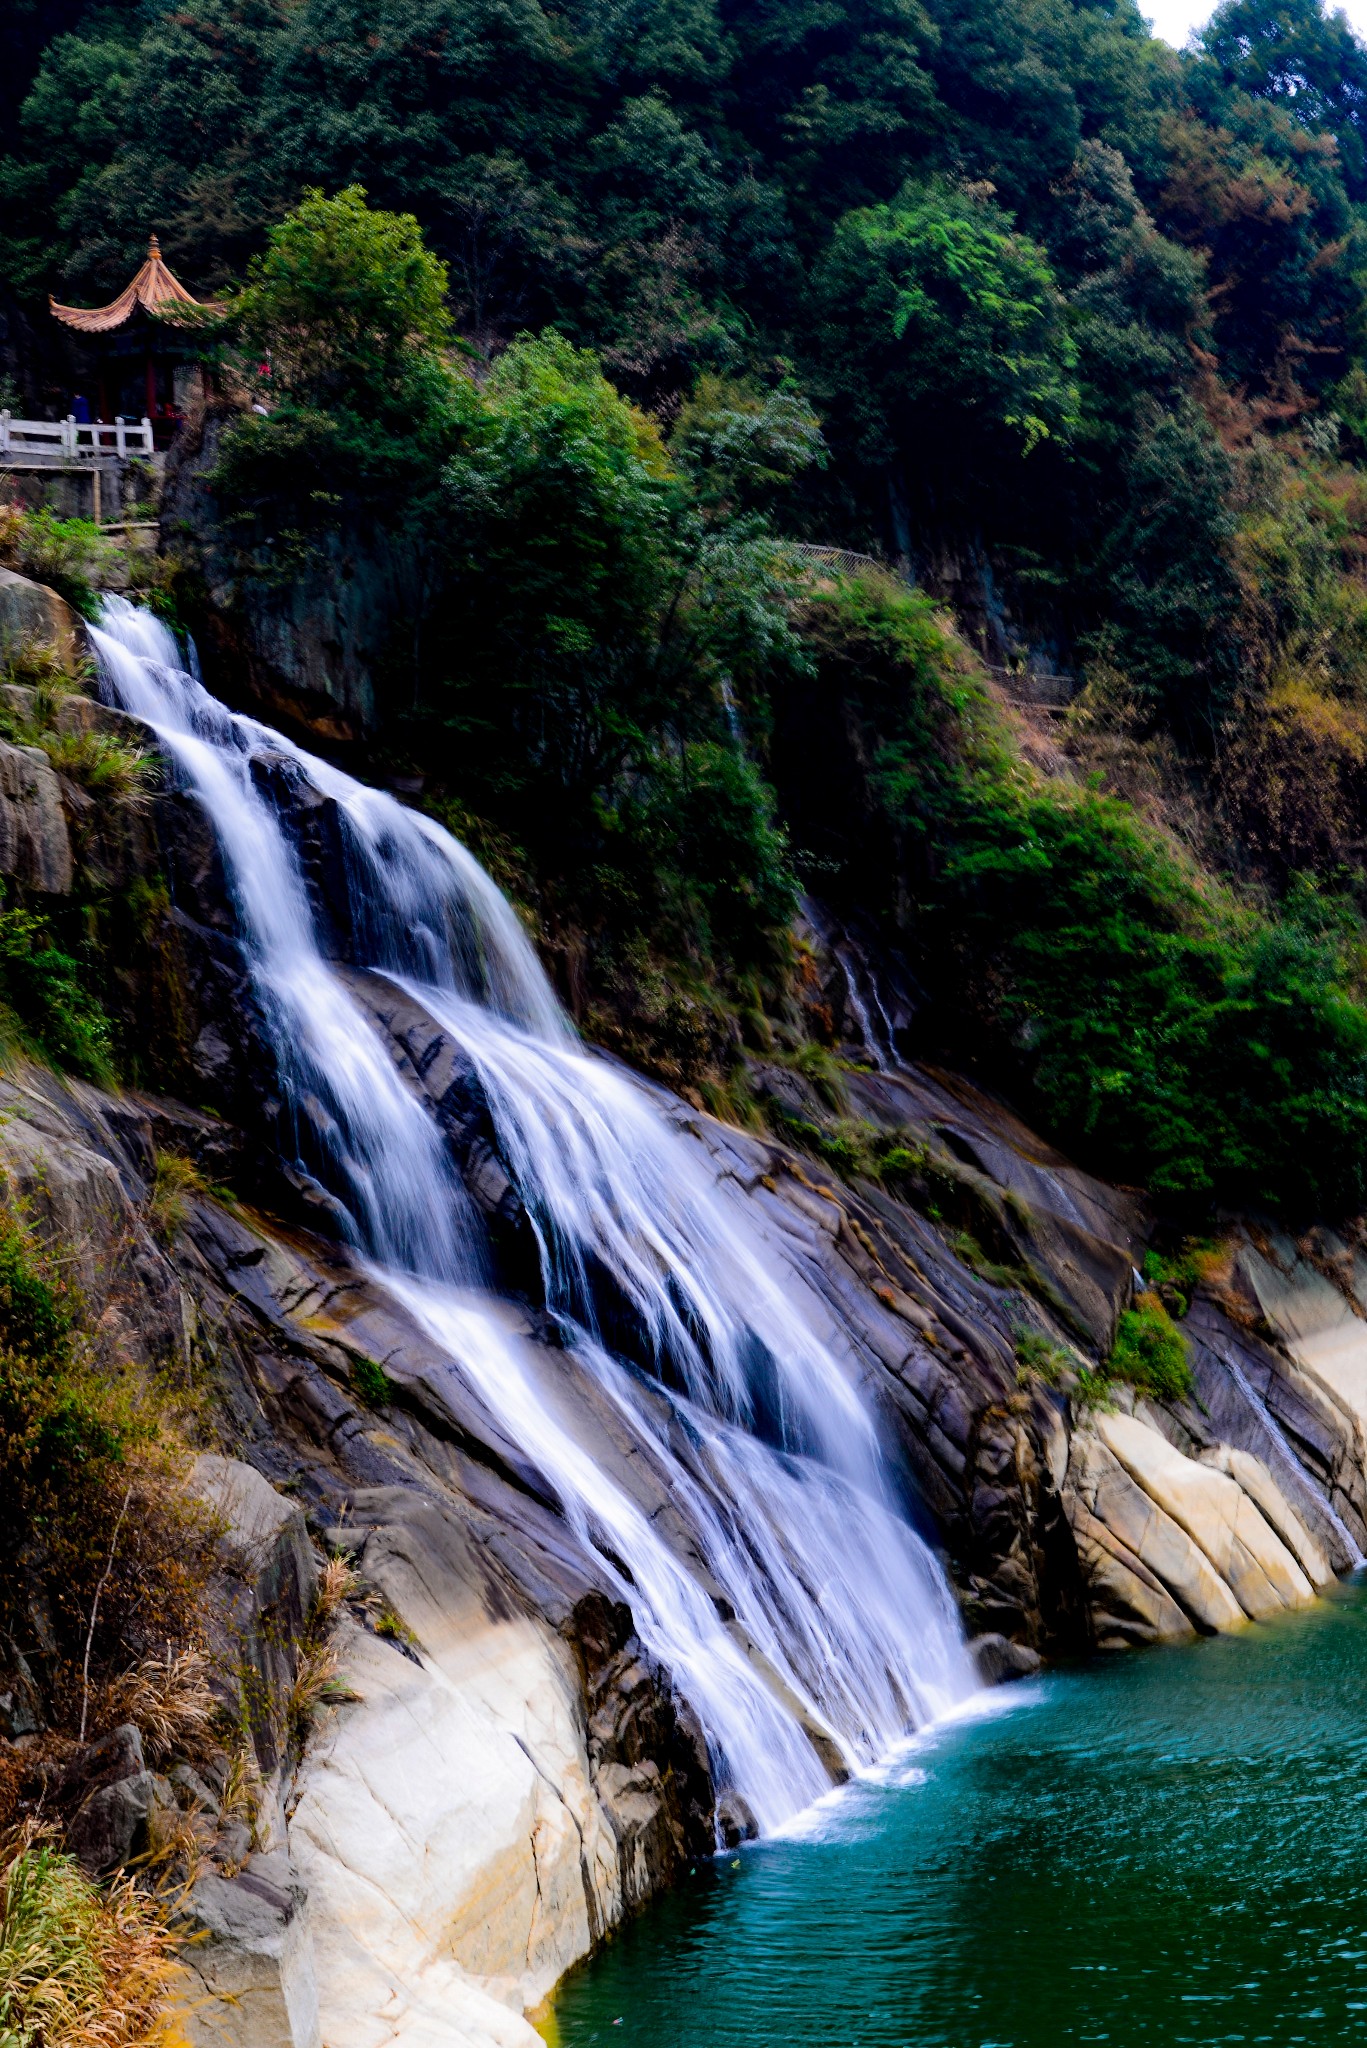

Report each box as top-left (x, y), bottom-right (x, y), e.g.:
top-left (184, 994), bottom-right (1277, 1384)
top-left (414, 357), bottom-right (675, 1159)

top-left (92, 596), bottom-right (975, 1833)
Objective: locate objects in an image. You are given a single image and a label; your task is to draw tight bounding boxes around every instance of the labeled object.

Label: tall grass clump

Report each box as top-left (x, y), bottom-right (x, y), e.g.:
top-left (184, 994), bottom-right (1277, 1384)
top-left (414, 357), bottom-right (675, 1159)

top-left (0, 1826), bottom-right (185, 2047)
top-left (0, 641), bottom-right (154, 807)
top-left (0, 1189), bottom-right (213, 1741)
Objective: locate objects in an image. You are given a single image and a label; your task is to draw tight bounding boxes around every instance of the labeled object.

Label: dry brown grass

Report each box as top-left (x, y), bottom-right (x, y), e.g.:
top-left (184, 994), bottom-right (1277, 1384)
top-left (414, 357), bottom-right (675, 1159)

top-left (315, 1554), bottom-right (360, 1627)
top-left (0, 1823), bottom-right (188, 2047)
top-left (285, 1560), bottom-right (365, 1747)
top-left (286, 1640), bottom-right (361, 1745)
top-left (99, 1650), bottom-right (217, 1767)
top-left (1220, 676), bottom-right (1367, 880)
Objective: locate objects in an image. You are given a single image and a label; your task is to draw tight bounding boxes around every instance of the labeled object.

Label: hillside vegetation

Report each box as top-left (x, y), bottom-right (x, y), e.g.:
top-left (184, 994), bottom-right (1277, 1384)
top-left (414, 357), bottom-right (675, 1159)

top-left (7, 0), bottom-right (1367, 1218)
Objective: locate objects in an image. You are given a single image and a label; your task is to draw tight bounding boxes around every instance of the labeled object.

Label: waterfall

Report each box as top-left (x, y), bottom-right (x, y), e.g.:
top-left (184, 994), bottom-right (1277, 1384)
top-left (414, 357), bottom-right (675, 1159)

top-left (91, 596), bottom-right (976, 1833)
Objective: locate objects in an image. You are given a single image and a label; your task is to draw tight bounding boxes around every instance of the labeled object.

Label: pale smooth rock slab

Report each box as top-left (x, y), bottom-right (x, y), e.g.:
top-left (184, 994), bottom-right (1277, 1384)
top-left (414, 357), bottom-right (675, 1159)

top-left (1069, 1499), bottom-right (1196, 1648)
top-left (1200, 1442), bottom-right (1334, 1590)
top-left (1241, 1241), bottom-right (1367, 1446)
top-left (289, 1606), bottom-right (619, 2048)
top-left (1097, 1412), bottom-right (1313, 1620)
top-left (1070, 1428), bottom-right (1244, 1633)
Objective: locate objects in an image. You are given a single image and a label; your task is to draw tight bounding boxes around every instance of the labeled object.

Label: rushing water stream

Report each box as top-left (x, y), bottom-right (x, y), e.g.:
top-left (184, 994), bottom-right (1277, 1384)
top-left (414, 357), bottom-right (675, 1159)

top-left (89, 597), bottom-right (975, 1836)
top-left (549, 1579), bottom-right (1367, 2046)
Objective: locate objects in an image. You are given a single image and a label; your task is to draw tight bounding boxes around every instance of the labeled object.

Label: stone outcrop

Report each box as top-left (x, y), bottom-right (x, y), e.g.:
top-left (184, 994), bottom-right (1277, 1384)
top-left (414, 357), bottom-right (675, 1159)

top-left (60, 1724), bottom-right (173, 1877)
top-left (0, 738), bottom-right (73, 891)
top-left (8, 1001), bottom-right (1365, 2043)
top-left (162, 410), bottom-right (413, 738)
top-left (0, 566), bottom-right (84, 668)
top-left (175, 1852), bottom-right (322, 2048)
top-left (193, 1455), bottom-right (320, 1782)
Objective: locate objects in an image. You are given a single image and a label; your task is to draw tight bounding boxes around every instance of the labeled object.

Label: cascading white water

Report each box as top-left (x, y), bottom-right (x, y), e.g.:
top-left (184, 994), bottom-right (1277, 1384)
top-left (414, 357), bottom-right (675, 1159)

top-left (91, 595), bottom-right (976, 1831)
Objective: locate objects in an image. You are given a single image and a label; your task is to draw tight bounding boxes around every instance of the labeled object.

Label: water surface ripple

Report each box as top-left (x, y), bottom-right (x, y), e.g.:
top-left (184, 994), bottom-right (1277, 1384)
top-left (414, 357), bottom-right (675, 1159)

top-left (550, 1582), bottom-right (1367, 2047)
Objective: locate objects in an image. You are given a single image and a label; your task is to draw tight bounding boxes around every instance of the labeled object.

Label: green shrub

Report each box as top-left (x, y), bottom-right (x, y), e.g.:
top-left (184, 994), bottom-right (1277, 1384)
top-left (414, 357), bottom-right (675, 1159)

top-left (1142, 1239), bottom-right (1225, 1316)
top-left (931, 774), bottom-right (1367, 1215)
top-left (0, 507), bottom-right (109, 620)
top-left (0, 1206), bottom-right (72, 1358)
top-left (1014, 1326), bottom-right (1072, 1384)
top-left (0, 903), bottom-right (113, 1082)
top-left (1107, 1294), bottom-right (1193, 1402)
top-left (350, 1355), bottom-right (394, 1408)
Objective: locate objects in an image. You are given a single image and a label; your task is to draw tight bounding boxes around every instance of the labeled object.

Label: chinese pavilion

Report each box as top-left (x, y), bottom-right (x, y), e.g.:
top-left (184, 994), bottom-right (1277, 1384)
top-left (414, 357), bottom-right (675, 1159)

top-left (49, 235), bottom-right (222, 446)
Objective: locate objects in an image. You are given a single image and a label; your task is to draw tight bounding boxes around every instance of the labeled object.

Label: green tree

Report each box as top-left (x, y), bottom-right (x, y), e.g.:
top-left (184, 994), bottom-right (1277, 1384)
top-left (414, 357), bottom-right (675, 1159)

top-left (670, 373), bottom-right (827, 516)
top-left (426, 330), bottom-right (801, 992)
top-left (215, 186), bottom-right (471, 531)
top-left (779, 569), bottom-right (1367, 1216)
top-left (1198, 0), bottom-right (1367, 200)
top-left (814, 180), bottom-right (1080, 530)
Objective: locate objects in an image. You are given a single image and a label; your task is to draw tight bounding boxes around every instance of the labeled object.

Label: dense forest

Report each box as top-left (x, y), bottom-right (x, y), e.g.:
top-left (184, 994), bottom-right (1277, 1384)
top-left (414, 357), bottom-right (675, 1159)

top-left (6, 0), bottom-right (1367, 1219)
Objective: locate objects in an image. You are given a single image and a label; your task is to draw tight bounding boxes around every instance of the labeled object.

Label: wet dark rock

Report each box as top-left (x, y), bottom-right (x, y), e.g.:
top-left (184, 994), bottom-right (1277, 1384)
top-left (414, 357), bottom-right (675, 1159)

top-left (59, 1723), bottom-right (172, 1875)
top-left (971, 1633), bottom-right (1044, 1684)
top-left (716, 1790), bottom-right (759, 1847)
top-left (163, 406), bottom-right (404, 739)
top-left (571, 1591), bottom-right (716, 1909)
top-left (249, 750), bottom-right (356, 961)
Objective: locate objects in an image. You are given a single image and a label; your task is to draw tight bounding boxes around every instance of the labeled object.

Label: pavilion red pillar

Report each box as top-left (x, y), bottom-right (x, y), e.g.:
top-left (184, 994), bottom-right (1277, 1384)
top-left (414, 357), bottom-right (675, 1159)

top-left (145, 348), bottom-right (156, 419)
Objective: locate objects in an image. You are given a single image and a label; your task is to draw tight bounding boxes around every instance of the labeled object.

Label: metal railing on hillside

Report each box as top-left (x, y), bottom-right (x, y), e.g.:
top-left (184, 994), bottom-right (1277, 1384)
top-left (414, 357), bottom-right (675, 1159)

top-left (0, 412), bottom-right (154, 460)
top-left (786, 541), bottom-right (890, 577)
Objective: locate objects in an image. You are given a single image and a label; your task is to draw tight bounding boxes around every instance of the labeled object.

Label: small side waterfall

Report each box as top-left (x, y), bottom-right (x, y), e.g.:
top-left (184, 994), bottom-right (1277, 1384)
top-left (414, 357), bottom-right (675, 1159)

top-left (1214, 1341), bottom-right (1366, 1569)
top-left (91, 596), bottom-right (976, 1832)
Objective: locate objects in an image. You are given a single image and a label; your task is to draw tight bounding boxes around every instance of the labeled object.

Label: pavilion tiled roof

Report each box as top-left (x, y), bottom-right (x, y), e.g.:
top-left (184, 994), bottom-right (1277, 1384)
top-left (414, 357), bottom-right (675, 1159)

top-left (50, 236), bottom-right (224, 335)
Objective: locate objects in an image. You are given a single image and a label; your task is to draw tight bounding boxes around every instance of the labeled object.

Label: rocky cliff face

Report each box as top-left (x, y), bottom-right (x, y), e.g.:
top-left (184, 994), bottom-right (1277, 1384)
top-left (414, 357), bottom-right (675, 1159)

top-left (161, 410), bottom-right (412, 741)
top-left (2, 569), bottom-right (1365, 2046)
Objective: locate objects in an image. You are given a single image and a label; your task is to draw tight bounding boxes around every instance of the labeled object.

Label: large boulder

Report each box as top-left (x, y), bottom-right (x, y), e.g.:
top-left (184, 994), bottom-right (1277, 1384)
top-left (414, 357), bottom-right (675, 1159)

top-left (59, 1723), bottom-right (172, 1876)
top-left (0, 567), bottom-right (84, 666)
top-left (0, 738), bottom-right (72, 891)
